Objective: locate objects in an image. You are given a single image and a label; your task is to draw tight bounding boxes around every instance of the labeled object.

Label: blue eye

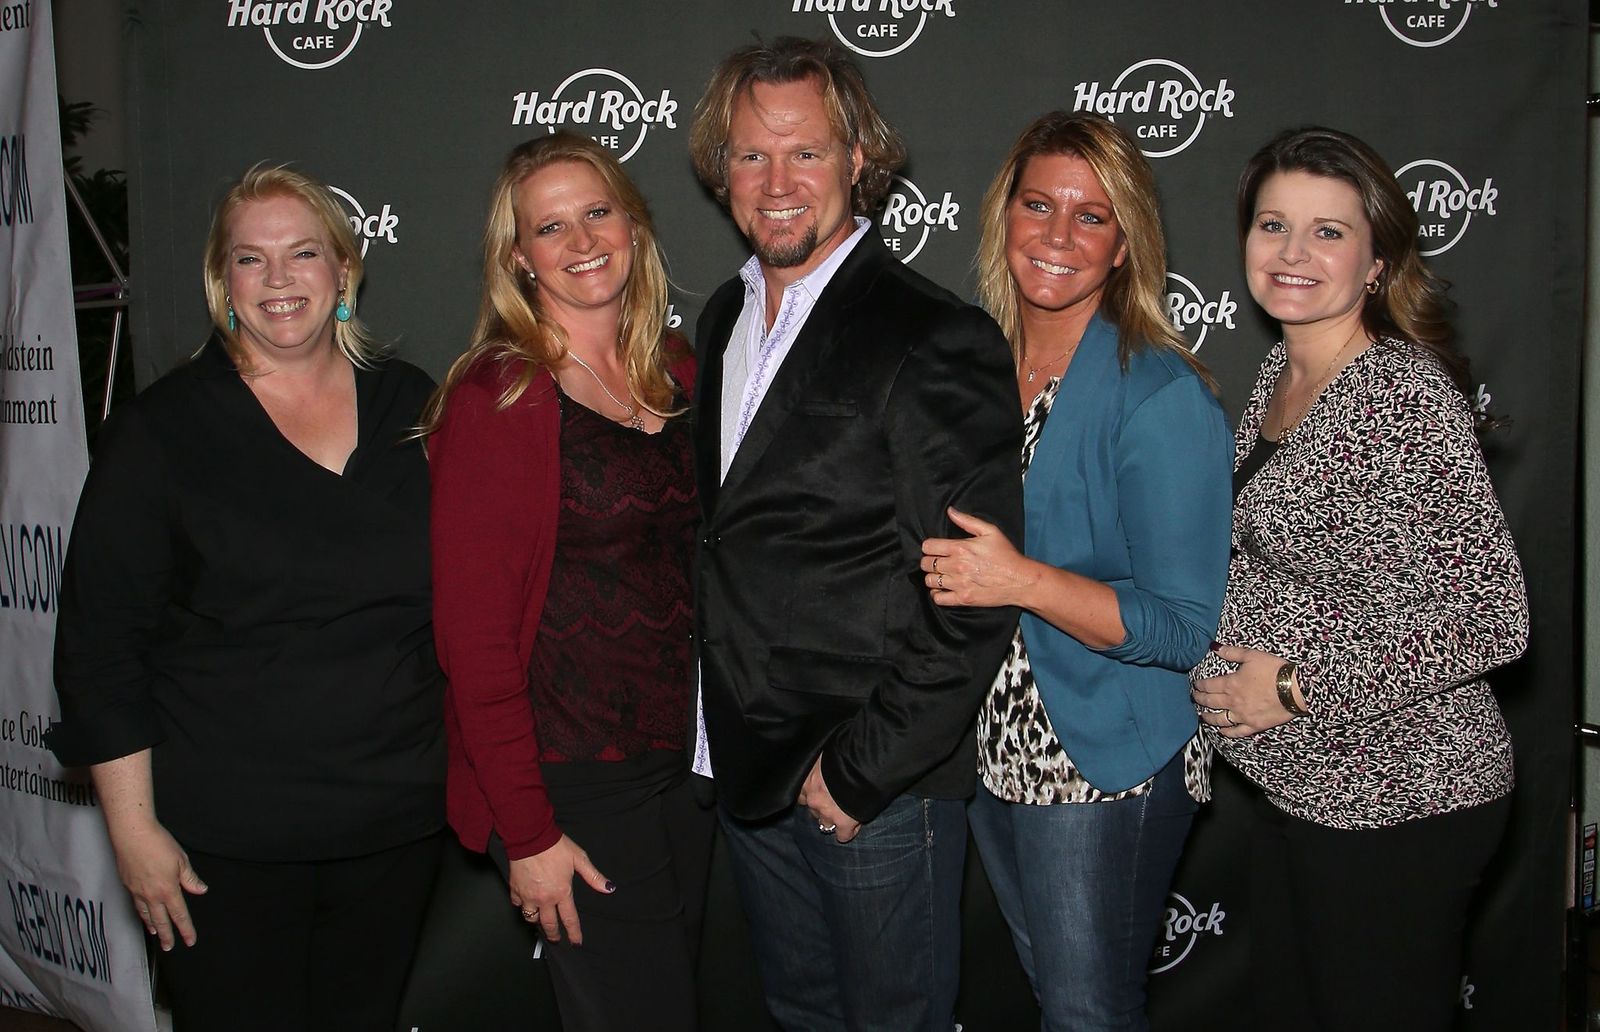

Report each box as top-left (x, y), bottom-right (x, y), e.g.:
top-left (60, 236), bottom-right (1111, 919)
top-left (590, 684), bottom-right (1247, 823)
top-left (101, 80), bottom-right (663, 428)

top-left (1315, 225), bottom-right (1344, 240)
top-left (1257, 219), bottom-right (1284, 233)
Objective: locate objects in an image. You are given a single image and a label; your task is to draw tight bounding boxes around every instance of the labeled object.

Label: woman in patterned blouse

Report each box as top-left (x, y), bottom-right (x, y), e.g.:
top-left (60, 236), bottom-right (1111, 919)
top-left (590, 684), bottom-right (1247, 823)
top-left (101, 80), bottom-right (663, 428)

top-left (1191, 127), bottom-right (1527, 1032)
top-left (919, 112), bottom-right (1232, 1030)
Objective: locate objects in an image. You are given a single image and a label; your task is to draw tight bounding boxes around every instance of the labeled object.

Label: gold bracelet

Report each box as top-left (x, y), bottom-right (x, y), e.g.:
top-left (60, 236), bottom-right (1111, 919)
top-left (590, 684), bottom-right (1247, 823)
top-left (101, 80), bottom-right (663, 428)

top-left (1276, 662), bottom-right (1309, 717)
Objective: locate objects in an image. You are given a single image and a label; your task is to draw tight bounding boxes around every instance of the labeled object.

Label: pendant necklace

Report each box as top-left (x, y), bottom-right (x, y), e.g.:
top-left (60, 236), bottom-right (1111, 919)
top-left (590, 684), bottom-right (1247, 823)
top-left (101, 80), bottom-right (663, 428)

top-left (566, 349), bottom-right (646, 431)
top-left (1024, 340), bottom-right (1080, 384)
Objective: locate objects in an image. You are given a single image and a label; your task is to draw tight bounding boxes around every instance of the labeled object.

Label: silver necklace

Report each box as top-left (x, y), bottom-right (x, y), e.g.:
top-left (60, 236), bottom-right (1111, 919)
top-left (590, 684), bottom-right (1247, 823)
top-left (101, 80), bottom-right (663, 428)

top-left (565, 350), bottom-right (645, 431)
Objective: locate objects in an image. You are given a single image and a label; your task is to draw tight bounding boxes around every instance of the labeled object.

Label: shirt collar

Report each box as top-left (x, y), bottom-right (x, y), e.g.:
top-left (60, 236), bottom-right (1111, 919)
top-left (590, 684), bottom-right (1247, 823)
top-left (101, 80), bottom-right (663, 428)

top-left (738, 216), bottom-right (872, 304)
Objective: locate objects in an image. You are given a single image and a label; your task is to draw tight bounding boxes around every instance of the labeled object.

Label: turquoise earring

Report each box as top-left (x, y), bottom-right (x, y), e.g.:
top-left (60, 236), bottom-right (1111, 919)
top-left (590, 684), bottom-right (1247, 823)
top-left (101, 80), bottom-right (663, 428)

top-left (226, 296), bottom-right (236, 332)
top-left (335, 289), bottom-right (351, 323)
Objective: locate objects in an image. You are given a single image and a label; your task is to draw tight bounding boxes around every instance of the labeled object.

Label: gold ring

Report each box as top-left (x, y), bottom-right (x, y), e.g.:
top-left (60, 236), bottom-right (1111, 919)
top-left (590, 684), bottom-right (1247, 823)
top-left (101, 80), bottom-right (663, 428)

top-left (932, 557), bottom-right (940, 573)
top-left (937, 574), bottom-right (945, 590)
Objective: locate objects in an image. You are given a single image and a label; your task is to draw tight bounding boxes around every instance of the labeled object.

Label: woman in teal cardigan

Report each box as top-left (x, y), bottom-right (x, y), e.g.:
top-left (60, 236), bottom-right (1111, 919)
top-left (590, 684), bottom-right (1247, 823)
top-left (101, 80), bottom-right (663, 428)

top-left (921, 113), bottom-right (1231, 1030)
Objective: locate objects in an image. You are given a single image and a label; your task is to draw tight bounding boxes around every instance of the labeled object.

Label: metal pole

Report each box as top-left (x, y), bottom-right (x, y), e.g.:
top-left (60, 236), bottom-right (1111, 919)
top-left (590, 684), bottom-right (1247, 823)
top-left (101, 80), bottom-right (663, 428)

top-left (62, 173), bottom-right (131, 422)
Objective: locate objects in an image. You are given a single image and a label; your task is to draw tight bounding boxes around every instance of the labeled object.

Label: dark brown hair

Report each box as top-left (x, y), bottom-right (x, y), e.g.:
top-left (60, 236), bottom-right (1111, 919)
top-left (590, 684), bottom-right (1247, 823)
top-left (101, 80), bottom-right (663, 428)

top-left (1237, 126), bottom-right (1471, 400)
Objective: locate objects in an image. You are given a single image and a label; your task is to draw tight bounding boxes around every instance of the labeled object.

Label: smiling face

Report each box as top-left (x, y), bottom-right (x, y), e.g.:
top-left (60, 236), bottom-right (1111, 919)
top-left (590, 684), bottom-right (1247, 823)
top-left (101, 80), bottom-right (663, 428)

top-left (511, 160), bottom-right (635, 323)
top-left (1244, 170), bottom-right (1384, 336)
top-left (1004, 152), bottom-right (1128, 327)
top-left (725, 77), bottom-right (864, 285)
top-left (225, 194), bottom-right (347, 363)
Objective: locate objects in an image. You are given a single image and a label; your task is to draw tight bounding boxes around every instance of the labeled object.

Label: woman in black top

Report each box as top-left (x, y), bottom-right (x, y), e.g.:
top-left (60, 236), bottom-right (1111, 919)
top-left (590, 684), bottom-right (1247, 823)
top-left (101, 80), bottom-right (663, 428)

top-left (49, 165), bottom-right (444, 1031)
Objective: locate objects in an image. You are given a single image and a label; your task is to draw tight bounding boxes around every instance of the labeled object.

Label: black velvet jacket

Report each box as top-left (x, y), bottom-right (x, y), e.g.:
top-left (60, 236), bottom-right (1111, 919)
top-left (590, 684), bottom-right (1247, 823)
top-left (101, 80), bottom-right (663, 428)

top-left (693, 235), bottom-right (1022, 823)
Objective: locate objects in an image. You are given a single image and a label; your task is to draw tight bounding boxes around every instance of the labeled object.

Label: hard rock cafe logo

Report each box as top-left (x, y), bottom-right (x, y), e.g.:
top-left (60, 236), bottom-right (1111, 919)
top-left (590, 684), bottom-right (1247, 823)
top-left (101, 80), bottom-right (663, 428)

top-left (1072, 59), bottom-right (1236, 159)
top-left (1166, 273), bottom-right (1237, 354)
top-left (1394, 158), bottom-right (1497, 256)
top-left (790, 0), bottom-right (957, 59)
top-left (225, 0), bottom-right (393, 70)
top-left (1345, 0), bottom-right (1498, 49)
top-left (1471, 383), bottom-right (1493, 421)
top-left (1150, 892), bottom-right (1225, 973)
top-left (511, 69), bottom-right (679, 163)
top-left (328, 186), bottom-right (398, 258)
top-left (877, 176), bottom-right (959, 265)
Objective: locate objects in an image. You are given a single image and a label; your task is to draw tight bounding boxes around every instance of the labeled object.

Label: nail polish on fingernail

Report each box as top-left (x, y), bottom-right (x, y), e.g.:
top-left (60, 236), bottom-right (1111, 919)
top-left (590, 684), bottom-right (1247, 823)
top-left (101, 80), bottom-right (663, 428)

top-left (604, 880), bottom-right (616, 892)
top-left (1209, 641), bottom-right (1221, 652)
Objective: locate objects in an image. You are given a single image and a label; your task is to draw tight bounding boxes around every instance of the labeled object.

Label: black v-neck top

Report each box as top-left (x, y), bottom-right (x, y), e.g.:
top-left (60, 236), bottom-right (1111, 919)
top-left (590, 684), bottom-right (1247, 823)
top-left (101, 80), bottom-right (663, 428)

top-left (50, 340), bottom-right (445, 861)
top-left (1233, 432), bottom-right (1281, 501)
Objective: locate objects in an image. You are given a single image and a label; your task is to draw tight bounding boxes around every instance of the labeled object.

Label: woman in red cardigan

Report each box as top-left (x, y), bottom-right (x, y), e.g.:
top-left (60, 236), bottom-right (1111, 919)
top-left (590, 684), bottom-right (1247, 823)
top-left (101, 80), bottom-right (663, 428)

top-left (420, 133), bottom-right (708, 1032)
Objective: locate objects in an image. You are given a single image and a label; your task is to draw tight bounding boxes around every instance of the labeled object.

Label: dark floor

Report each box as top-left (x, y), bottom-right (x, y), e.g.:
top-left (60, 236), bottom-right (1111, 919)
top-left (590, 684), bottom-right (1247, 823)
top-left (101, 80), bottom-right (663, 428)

top-left (0, 1010), bottom-right (79, 1032)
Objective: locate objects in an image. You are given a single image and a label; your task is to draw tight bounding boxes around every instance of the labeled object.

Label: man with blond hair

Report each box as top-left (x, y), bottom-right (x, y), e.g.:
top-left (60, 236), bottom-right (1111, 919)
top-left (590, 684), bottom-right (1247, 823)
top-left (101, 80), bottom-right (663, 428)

top-left (687, 36), bottom-right (1021, 1030)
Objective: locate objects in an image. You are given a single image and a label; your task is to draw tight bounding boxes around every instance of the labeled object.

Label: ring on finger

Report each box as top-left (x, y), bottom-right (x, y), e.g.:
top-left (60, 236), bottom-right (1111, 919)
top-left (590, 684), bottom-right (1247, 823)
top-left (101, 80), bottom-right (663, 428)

top-left (937, 573), bottom-right (945, 590)
top-left (932, 557), bottom-right (940, 573)
top-left (1224, 709), bottom-right (1240, 728)
top-left (818, 822), bottom-right (837, 835)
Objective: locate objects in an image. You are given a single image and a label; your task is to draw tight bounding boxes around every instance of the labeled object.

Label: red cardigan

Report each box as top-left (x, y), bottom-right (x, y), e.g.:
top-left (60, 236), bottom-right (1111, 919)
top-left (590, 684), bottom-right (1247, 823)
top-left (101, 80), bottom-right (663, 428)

top-left (431, 343), bottom-right (695, 861)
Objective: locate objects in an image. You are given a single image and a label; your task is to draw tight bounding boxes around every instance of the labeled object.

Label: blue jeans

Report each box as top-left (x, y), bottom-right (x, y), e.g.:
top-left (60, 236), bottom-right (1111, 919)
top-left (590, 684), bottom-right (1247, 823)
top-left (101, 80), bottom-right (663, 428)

top-left (718, 794), bottom-right (966, 1032)
top-left (968, 753), bottom-right (1196, 1032)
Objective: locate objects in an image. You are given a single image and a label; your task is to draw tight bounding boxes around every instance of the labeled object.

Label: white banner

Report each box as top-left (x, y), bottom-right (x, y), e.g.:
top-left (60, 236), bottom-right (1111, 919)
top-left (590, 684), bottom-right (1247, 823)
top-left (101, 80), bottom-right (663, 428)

top-left (1, 2), bottom-right (154, 1029)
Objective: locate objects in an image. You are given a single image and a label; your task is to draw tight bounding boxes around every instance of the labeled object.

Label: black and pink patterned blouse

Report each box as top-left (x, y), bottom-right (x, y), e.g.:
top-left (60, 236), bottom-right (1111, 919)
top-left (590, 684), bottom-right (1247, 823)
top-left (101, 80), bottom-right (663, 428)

top-left (1193, 339), bottom-right (1527, 830)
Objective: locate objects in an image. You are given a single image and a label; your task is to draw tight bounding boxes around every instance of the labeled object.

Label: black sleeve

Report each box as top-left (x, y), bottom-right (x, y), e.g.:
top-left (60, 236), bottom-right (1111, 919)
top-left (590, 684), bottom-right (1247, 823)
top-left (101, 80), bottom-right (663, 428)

top-left (48, 404), bottom-right (177, 766)
top-left (820, 304), bottom-right (1023, 821)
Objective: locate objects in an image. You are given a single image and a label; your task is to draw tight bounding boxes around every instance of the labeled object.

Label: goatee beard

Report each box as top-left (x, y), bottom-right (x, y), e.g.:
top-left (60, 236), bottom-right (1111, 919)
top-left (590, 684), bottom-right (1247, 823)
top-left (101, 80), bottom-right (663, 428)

top-left (749, 220), bottom-right (819, 269)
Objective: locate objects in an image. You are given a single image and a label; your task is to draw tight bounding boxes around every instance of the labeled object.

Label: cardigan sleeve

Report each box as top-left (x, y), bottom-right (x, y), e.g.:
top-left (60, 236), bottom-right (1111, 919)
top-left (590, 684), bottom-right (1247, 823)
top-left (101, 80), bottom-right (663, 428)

top-left (431, 365), bottom-right (564, 859)
top-left (49, 405), bottom-right (174, 766)
top-left (1093, 375), bottom-right (1233, 672)
top-left (1294, 373), bottom-right (1528, 720)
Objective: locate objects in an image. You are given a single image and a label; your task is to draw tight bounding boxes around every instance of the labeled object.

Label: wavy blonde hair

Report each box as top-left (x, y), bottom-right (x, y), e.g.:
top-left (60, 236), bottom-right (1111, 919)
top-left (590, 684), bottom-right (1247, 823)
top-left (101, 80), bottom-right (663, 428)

top-left (201, 163), bottom-right (380, 370)
top-left (975, 112), bottom-right (1214, 391)
top-left (418, 134), bottom-right (676, 435)
top-left (689, 35), bottom-right (905, 215)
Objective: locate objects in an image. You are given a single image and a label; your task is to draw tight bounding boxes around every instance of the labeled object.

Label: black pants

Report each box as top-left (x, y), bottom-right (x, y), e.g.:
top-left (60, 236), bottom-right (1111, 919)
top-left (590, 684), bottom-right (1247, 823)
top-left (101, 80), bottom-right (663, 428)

top-left (157, 832), bottom-right (443, 1032)
top-left (491, 771), bottom-right (715, 1032)
top-left (1249, 791), bottom-right (1510, 1032)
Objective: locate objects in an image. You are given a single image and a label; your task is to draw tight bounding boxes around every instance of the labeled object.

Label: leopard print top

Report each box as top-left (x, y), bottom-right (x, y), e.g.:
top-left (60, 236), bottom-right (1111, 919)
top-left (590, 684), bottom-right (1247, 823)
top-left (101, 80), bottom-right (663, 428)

top-left (1192, 340), bottom-right (1525, 829)
top-left (979, 375), bottom-right (1209, 805)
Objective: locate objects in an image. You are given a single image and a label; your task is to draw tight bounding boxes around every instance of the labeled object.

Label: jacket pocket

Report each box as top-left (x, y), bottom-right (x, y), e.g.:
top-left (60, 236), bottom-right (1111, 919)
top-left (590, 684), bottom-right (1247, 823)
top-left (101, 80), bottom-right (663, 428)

top-left (767, 645), bottom-right (887, 701)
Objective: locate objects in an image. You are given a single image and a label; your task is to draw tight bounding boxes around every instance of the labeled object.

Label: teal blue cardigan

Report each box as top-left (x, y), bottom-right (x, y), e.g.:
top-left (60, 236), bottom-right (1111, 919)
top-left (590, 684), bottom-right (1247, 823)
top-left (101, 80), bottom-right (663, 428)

top-left (1021, 313), bottom-right (1232, 793)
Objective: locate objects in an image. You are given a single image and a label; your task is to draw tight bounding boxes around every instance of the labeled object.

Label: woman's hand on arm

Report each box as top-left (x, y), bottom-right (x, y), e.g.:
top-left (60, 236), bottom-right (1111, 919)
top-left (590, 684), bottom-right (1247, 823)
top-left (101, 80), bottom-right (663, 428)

top-left (507, 835), bottom-right (613, 945)
top-left (91, 751), bottom-right (207, 951)
top-left (1191, 645), bottom-right (1307, 738)
top-left (921, 507), bottom-right (1126, 649)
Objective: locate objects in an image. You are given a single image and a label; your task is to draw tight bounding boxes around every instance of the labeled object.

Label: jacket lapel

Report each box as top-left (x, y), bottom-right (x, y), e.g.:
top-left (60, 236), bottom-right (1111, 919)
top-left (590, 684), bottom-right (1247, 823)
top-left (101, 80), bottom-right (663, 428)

top-left (694, 283), bottom-right (742, 516)
top-left (716, 236), bottom-right (888, 503)
top-left (1024, 311), bottom-right (1119, 548)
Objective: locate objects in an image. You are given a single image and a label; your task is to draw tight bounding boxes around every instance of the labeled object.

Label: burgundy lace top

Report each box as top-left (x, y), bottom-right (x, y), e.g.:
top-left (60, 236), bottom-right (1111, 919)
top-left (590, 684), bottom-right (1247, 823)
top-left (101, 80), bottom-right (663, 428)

top-left (529, 390), bottom-right (697, 764)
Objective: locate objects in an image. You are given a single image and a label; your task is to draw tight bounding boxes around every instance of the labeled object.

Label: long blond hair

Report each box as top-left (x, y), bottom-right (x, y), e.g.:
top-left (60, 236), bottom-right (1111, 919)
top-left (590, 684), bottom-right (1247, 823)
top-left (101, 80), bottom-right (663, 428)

top-left (975, 112), bottom-right (1215, 391)
top-left (418, 134), bottom-right (676, 435)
